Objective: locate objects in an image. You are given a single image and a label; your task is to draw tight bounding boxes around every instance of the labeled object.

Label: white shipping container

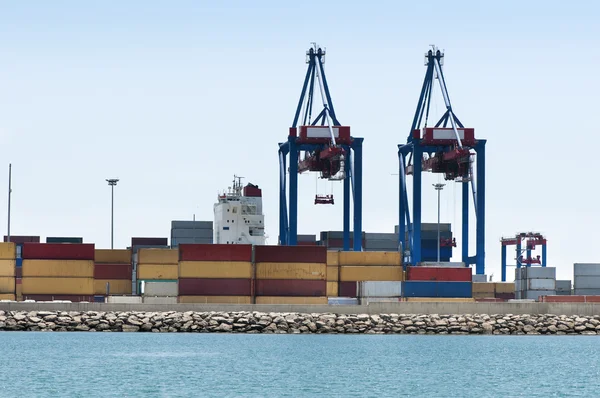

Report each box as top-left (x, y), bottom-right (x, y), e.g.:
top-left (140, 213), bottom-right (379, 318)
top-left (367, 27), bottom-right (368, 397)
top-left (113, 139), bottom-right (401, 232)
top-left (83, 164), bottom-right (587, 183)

top-left (556, 280), bottom-right (572, 291)
top-left (523, 267), bottom-right (556, 280)
top-left (328, 297), bottom-right (359, 305)
top-left (574, 263), bottom-right (600, 277)
top-left (472, 274), bottom-right (487, 283)
top-left (143, 296), bottom-right (178, 304)
top-left (526, 279), bottom-right (556, 290)
top-left (574, 276), bottom-right (600, 290)
top-left (143, 281), bottom-right (178, 297)
top-left (107, 296), bottom-right (142, 304)
top-left (574, 288), bottom-right (600, 296)
top-left (359, 281), bottom-right (402, 298)
top-left (515, 279), bottom-right (522, 292)
top-left (361, 297), bottom-right (402, 304)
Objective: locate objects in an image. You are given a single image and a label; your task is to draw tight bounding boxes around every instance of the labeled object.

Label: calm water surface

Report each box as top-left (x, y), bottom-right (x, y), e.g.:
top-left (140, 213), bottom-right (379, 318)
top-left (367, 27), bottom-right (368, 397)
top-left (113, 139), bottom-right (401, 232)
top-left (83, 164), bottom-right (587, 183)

top-left (1, 332), bottom-right (599, 397)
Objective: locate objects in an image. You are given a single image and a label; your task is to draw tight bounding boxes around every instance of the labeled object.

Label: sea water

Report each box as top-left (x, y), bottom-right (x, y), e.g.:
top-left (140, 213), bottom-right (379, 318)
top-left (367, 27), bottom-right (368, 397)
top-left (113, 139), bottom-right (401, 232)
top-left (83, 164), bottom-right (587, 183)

top-left (1, 332), bottom-right (599, 397)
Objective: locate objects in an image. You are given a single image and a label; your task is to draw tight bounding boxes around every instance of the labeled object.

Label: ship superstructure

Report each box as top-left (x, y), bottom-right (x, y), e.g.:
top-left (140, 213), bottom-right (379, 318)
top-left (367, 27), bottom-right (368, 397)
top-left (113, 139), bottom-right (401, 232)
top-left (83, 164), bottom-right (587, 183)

top-left (214, 175), bottom-right (266, 245)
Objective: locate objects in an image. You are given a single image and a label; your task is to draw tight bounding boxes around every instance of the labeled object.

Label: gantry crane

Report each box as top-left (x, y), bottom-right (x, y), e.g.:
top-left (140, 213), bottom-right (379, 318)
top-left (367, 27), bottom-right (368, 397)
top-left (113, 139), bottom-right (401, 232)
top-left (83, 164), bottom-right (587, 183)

top-left (500, 232), bottom-right (547, 282)
top-left (278, 44), bottom-right (363, 250)
top-left (398, 46), bottom-right (486, 273)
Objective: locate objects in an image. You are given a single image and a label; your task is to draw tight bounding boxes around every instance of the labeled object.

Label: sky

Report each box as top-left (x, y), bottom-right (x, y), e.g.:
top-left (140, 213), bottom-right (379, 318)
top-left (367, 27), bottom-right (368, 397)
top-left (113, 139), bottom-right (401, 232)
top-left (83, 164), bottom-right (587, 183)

top-left (0, 0), bottom-right (598, 282)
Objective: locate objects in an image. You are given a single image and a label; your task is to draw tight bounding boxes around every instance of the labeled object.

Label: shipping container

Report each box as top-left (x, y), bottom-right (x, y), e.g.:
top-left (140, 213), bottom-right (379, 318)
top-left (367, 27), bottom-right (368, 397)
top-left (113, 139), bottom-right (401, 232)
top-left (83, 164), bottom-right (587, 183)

top-left (0, 277), bottom-right (15, 293)
top-left (22, 243), bottom-right (95, 260)
top-left (22, 277), bottom-right (94, 295)
top-left (255, 279), bottom-right (326, 297)
top-left (107, 296), bottom-right (142, 304)
top-left (539, 295), bottom-right (585, 303)
top-left (417, 261), bottom-right (464, 267)
top-left (556, 280), bottom-right (572, 291)
top-left (326, 251), bottom-right (339, 267)
top-left (522, 267), bottom-right (556, 279)
top-left (3, 235), bottom-right (40, 243)
top-left (472, 282), bottom-right (495, 293)
top-left (138, 248), bottom-right (178, 264)
top-left (178, 295), bottom-right (252, 304)
top-left (93, 279), bottom-right (132, 295)
top-left (142, 281), bottom-right (178, 296)
top-left (495, 292), bottom-right (516, 300)
top-left (406, 266), bottom-right (471, 282)
top-left (0, 293), bottom-right (16, 301)
top-left (23, 294), bottom-right (94, 302)
top-left (404, 297), bottom-right (475, 302)
top-left (179, 261), bottom-right (252, 279)
top-left (364, 233), bottom-right (398, 240)
top-left (363, 240), bottom-right (400, 250)
top-left (137, 264), bottom-right (178, 280)
top-left (320, 231), bottom-right (365, 240)
top-left (326, 266), bottom-right (339, 281)
top-left (255, 296), bottom-right (328, 305)
top-left (254, 246), bottom-right (326, 264)
top-left (297, 234), bottom-right (317, 242)
top-left (15, 267), bottom-right (22, 278)
top-left (574, 263), bottom-right (600, 276)
top-left (94, 263), bottom-right (132, 280)
top-left (574, 276), bottom-right (600, 290)
top-left (339, 251), bottom-right (401, 267)
top-left (179, 244), bottom-right (252, 262)
top-left (46, 237), bottom-right (83, 244)
top-left (361, 297), bottom-right (402, 304)
top-left (495, 282), bottom-right (515, 293)
top-left (94, 249), bottom-right (132, 264)
top-left (574, 288), bottom-right (600, 296)
top-left (326, 281), bottom-right (338, 296)
top-left (473, 292), bottom-right (495, 299)
top-left (472, 274), bottom-right (487, 283)
top-left (0, 242), bottom-right (16, 259)
top-left (339, 281), bottom-right (358, 297)
top-left (22, 259), bottom-right (94, 278)
top-left (525, 279), bottom-right (556, 290)
top-left (0, 259), bottom-right (15, 277)
top-left (171, 228), bottom-right (213, 239)
top-left (16, 258), bottom-right (22, 267)
top-left (328, 297), bottom-right (359, 305)
top-left (255, 263), bottom-right (326, 280)
top-left (402, 281), bottom-right (472, 298)
top-left (143, 296), bottom-right (178, 304)
top-left (521, 290), bottom-right (555, 301)
top-left (178, 278), bottom-right (251, 296)
top-left (93, 296), bottom-right (106, 303)
top-left (171, 220), bottom-right (213, 230)
top-left (131, 237), bottom-right (168, 246)
top-left (358, 281), bottom-right (402, 297)
top-left (340, 266), bottom-right (403, 281)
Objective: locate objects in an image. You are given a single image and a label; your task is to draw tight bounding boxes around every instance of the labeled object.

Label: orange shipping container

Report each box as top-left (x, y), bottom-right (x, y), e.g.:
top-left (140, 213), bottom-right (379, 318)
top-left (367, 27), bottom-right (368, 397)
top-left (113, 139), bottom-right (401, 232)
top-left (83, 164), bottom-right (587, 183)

top-left (327, 251), bottom-right (339, 267)
top-left (0, 259), bottom-right (16, 277)
top-left (495, 282), bottom-right (515, 294)
top-left (327, 281), bottom-right (338, 297)
top-left (340, 266), bottom-right (403, 281)
top-left (138, 248), bottom-right (178, 264)
top-left (472, 282), bottom-right (495, 294)
top-left (94, 279), bottom-right (132, 295)
top-left (327, 266), bottom-right (339, 281)
top-left (94, 249), bottom-right (131, 264)
top-left (256, 262), bottom-right (326, 280)
top-left (16, 283), bottom-right (22, 297)
top-left (177, 295), bottom-right (252, 304)
top-left (339, 251), bottom-right (401, 266)
top-left (178, 261), bottom-right (252, 279)
top-left (22, 277), bottom-right (94, 295)
top-left (23, 260), bottom-right (94, 278)
top-left (0, 277), bottom-right (15, 293)
top-left (255, 296), bottom-right (328, 305)
top-left (0, 293), bottom-right (16, 301)
top-left (137, 264), bottom-right (178, 280)
top-left (0, 243), bottom-right (16, 259)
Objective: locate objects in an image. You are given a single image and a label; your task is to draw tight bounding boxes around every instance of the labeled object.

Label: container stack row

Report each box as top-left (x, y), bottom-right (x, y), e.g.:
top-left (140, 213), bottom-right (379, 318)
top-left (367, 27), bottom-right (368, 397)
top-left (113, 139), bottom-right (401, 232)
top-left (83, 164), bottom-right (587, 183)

top-left (515, 267), bottom-right (556, 300)
top-left (573, 264), bottom-right (600, 296)
top-left (130, 237), bottom-right (169, 295)
top-left (137, 248), bottom-right (179, 303)
top-left (170, 221), bottom-right (213, 247)
top-left (472, 282), bottom-right (516, 301)
top-left (94, 249), bottom-right (132, 298)
top-left (0, 243), bottom-right (16, 301)
top-left (403, 265), bottom-right (472, 300)
top-left (22, 243), bottom-right (95, 302)
top-left (4, 235), bottom-right (41, 301)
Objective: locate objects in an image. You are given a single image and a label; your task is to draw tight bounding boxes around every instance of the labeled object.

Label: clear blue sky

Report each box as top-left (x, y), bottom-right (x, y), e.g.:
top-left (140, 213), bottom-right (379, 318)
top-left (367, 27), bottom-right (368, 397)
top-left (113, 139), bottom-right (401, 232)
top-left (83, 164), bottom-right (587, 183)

top-left (0, 1), bottom-right (598, 281)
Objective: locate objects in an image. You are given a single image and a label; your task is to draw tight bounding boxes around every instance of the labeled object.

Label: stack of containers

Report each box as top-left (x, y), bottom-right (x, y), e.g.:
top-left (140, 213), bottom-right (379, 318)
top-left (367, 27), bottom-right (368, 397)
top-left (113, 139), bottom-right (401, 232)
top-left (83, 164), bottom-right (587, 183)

top-left (318, 231), bottom-right (365, 250)
top-left (178, 244), bottom-right (253, 303)
top-left (573, 264), bottom-right (600, 295)
top-left (326, 251), bottom-right (340, 298)
top-left (338, 251), bottom-right (404, 300)
top-left (403, 266), bottom-right (472, 299)
top-left (363, 233), bottom-right (399, 252)
top-left (4, 236), bottom-right (40, 300)
top-left (0, 242), bottom-right (16, 300)
top-left (254, 245), bottom-right (327, 304)
top-left (170, 221), bottom-right (213, 247)
top-left (130, 237), bottom-right (169, 295)
top-left (94, 249), bottom-right (132, 297)
top-left (22, 243), bottom-right (95, 302)
top-left (471, 282), bottom-right (516, 301)
top-left (515, 267), bottom-right (556, 300)
top-left (137, 248), bottom-right (179, 300)
top-left (556, 280), bottom-right (572, 296)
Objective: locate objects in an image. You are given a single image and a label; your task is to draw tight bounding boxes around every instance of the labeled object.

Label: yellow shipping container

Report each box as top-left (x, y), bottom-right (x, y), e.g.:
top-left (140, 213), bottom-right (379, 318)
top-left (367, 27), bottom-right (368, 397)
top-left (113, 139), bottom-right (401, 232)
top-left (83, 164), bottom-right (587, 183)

top-left (326, 266), bottom-right (339, 281)
top-left (327, 251), bottom-right (339, 267)
top-left (179, 261), bottom-right (252, 279)
top-left (0, 259), bottom-right (16, 277)
top-left (255, 296), bottom-right (328, 305)
top-left (178, 295), bottom-right (252, 304)
top-left (472, 282), bottom-right (495, 294)
top-left (339, 251), bottom-right (401, 267)
top-left (95, 249), bottom-right (131, 264)
top-left (137, 263), bottom-right (178, 280)
top-left (22, 260), bottom-right (94, 278)
top-left (405, 297), bottom-right (476, 302)
top-left (495, 282), bottom-right (515, 293)
top-left (0, 242), bottom-right (16, 260)
top-left (0, 293), bottom-right (16, 301)
top-left (327, 281), bottom-right (338, 297)
top-left (138, 248), bottom-right (178, 264)
top-left (0, 277), bottom-right (15, 293)
top-left (340, 266), bottom-right (403, 281)
top-left (94, 279), bottom-right (132, 295)
top-left (22, 277), bottom-right (94, 295)
top-left (256, 262), bottom-right (326, 280)
top-left (16, 283), bottom-right (22, 297)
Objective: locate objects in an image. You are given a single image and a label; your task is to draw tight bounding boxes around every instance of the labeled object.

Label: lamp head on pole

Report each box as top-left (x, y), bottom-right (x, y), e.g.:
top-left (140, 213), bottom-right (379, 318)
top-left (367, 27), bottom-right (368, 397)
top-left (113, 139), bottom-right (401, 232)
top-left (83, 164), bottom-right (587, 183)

top-left (433, 183), bottom-right (445, 191)
top-left (106, 179), bottom-right (119, 186)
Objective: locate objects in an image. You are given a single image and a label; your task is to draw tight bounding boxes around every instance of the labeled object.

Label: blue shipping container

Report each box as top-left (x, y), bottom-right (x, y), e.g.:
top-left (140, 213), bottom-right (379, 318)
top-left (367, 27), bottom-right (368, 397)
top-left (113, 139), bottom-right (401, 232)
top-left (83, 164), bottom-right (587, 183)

top-left (16, 258), bottom-right (22, 267)
top-left (421, 247), bottom-right (452, 258)
top-left (402, 281), bottom-right (472, 298)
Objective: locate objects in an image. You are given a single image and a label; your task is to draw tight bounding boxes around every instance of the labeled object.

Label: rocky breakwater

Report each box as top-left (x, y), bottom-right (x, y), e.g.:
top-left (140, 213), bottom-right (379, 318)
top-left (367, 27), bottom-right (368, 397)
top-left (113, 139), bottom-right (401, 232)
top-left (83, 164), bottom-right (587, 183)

top-left (0, 310), bottom-right (600, 334)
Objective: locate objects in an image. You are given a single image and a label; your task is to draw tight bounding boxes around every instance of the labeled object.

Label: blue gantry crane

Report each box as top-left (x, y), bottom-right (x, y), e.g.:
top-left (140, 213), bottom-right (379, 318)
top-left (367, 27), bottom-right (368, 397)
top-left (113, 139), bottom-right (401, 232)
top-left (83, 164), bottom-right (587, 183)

top-left (278, 44), bottom-right (363, 250)
top-left (501, 232), bottom-right (547, 282)
top-left (398, 46), bottom-right (487, 273)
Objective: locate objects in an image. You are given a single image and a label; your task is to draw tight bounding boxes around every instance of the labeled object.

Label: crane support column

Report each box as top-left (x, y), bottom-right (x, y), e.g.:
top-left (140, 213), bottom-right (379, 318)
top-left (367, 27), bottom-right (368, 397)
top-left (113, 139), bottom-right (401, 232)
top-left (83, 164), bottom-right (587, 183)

top-left (475, 140), bottom-right (486, 275)
top-left (352, 138), bottom-right (364, 251)
top-left (343, 150), bottom-right (351, 251)
top-left (289, 137), bottom-right (299, 246)
top-left (462, 180), bottom-right (469, 264)
top-left (501, 244), bottom-right (507, 282)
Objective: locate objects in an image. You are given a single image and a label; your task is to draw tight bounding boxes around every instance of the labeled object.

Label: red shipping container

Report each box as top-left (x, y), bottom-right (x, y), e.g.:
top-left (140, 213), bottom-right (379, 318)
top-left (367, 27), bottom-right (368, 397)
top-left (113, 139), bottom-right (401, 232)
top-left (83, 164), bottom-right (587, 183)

top-left (131, 237), bottom-right (168, 246)
top-left (178, 278), bottom-right (251, 296)
top-left (406, 266), bottom-right (472, 282)
top-left (179, 244), bottom-right (252, 262)
top-left (255, 279), bottom-right (326, 297)
top-left (584, 295), bottom-right (600, 303)
top-left (22, 243), bottom-right (95, 260)
top-left (4, 235), bottom-right (40, 243)
top-left (15, 267), bottom-right (22, 278)
top-left (540, 295), bottom-right (585, 303)
top-left (94, 264), bottom-right (133, 280)
top-left (495, 292), bottom-right (515, 300)
top-left (297, 242), bottom-right (317, 246)
top-left (339, 281), bottom-right (358, 297)
top-left (16, 278), bottom-right (22, 284)
top-left (22, 294), bottom-right (94, 302)
top-left (254, 246), bottom-right (326, 263)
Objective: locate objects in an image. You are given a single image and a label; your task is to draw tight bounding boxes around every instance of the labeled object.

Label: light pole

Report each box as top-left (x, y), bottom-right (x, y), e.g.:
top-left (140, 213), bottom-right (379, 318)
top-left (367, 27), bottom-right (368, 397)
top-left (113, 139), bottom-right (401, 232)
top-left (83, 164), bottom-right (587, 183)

top-left (106, 179), bottom-right (119, 249)
top-left (433, 183), bottom-right (445, 262)
top-left (7, 164), bottom-right (12, 242)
